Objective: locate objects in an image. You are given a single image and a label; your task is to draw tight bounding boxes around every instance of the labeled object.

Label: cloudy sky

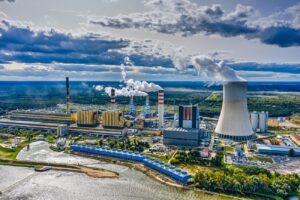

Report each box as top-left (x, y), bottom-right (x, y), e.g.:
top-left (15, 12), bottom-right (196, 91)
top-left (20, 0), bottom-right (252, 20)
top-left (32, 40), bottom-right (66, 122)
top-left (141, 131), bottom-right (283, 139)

top-left (0, 0), bottom-right (300, 81)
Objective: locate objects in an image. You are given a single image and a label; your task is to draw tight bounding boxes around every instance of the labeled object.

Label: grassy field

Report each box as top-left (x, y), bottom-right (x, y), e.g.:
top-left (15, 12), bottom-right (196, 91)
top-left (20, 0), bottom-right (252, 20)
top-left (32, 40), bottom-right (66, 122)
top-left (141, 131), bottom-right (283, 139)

top-left (248, 156), bottom-right (273, 163)
top-left (146, 153), bottom-right (170, 163)
top-left (289, 115), bottom-right (300, 126)
top-left (0, 140), bottom-right (31, 160)
top-left (175, 163), bottom-right (213, 175)
top-left (224, 146), bottom-right (234, 153)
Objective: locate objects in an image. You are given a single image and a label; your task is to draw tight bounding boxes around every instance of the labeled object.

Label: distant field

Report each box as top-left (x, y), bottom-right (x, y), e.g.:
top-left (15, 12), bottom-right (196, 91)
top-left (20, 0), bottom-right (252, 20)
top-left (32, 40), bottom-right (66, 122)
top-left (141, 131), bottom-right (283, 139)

top-left (0, 81), bottom-right (299, 117)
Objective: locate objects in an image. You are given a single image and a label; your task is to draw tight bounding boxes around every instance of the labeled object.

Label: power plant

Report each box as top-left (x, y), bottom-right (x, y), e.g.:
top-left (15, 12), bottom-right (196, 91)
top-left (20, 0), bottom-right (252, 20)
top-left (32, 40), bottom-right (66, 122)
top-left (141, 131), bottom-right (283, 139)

top-left (215, 81), bottom-right (254, 141)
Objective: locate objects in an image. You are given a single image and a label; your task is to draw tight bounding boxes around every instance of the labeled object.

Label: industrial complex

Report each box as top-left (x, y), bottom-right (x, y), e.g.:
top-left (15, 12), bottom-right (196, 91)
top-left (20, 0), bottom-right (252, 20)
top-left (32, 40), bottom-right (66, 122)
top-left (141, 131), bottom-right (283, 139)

top-left (1, 77), bottom-right (300, 185)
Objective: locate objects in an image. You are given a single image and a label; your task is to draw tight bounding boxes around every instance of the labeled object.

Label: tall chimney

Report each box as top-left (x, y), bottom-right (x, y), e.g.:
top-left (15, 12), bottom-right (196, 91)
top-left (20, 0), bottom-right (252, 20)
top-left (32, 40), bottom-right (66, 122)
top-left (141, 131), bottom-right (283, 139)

top-left (111, 88), bottom-right (116, 111)
top-left (66, 77), bottom-right (70, 114)
top-left (144, 95), bottom-right (150, 116)
top-left (158, 90), bottom-right (164, 129)
top-left (129, 95), bottom-right (135, 114)
top-left (215, 81), bottom-right (254, 141)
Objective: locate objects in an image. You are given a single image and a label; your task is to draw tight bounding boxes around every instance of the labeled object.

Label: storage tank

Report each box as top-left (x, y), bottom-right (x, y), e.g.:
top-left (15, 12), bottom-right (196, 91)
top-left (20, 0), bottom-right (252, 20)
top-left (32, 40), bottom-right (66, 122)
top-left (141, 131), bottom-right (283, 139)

top-left (215, 81), bottom-right (254, 141)
top-left (259, 111), bottom-right (268, 133)
top-left (250, 111), bottom-right (259, 132)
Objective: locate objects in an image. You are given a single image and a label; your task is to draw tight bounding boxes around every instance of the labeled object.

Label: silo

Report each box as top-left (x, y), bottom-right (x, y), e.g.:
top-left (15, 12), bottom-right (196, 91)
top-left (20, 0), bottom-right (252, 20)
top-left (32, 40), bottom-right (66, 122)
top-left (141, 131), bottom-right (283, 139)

top-left (215, 81), bottom-right (254, 141)
top-left (259, 111), bottom-right (268, 133)
top-left (250, 111), bottom-right (259, 132)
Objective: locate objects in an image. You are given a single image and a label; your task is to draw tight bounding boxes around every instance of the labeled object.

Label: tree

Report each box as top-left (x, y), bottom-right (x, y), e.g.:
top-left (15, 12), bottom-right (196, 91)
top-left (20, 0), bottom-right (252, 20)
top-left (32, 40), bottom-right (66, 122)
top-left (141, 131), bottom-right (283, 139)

top-left (289, 148), bottom-right (295, 157)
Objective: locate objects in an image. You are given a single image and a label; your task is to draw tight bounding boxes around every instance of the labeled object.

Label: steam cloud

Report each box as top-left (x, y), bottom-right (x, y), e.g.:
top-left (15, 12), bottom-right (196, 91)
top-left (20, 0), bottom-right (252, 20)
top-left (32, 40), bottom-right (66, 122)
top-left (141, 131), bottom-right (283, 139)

top-left (94, 56), bottom-right (163, 97)
top-left (172, 48), bottom-right (244, 82)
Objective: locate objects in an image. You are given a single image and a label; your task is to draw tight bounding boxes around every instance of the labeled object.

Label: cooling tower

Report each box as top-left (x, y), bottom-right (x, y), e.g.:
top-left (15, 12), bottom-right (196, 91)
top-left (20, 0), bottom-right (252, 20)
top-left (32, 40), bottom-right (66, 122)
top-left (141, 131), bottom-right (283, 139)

top-left (158, 90), bottom-right (164, 129)
top-left (215, 81), bottom-right (254, 141)
top-left (66, 77), bottom-right (70, 114)
top-left (111, 88), bottom-right (116, 111)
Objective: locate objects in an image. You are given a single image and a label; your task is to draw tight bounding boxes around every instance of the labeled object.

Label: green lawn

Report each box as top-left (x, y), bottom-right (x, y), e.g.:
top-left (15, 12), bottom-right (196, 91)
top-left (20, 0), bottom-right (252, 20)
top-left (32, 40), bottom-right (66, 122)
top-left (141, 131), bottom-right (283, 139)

top-left (0, 140), bottom-right (31, 160)
top-left (248, 156), bottom-right (273, 163)
top-left (224, 146), bottom-right (234, 153)
top-left (146, 153), bottom-right (169, 163)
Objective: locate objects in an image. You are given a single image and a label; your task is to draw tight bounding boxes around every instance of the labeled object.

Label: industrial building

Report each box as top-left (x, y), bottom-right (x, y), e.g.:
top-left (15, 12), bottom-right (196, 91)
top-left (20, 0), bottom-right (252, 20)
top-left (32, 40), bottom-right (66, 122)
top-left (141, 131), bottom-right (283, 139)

top-left (257, 144), bottom-right (300, 156)
top-left (0, 119), bottom-right (68, 136)
top-left (102, 111), bottom-right (129, 128)
top-left (250, 111), bottom-right (269, 133)
top-left (163, 127), bottom-right (209, 147)
top-left (76, 110), bottom-right (98, 127)
top-left (178, 105), bottom-right (199, 129)
top-left (68, 127), bottom-right (123, 138)
top-left (215, 81), bottom-right (254, 141)
top-left (9, 111), bottom-right (74, 124)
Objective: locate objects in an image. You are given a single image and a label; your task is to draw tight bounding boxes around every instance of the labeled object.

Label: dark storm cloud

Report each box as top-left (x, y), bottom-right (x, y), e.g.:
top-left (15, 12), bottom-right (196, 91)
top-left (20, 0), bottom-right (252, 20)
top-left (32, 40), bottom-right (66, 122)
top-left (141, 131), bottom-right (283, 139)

top-left (229, 62), bottom-right (300, 74)
top-left (0, 0), bottom-right (15, 3)
top-left (0, 20), bottom-right (171, 67)
top-left (90, 0), bottom-right (300, 47)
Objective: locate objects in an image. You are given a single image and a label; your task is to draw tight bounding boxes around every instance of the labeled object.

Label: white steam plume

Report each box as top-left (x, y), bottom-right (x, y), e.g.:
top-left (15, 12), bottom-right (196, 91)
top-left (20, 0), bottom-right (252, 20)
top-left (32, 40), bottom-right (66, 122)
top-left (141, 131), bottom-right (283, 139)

top-left (95, 56), bottom-right (163, 97)
top-left (126, 78), bottom-right (162, 92)
top-left (104, 86), bottom-right (148, 97)
top-left (93, 85), bottom-right (104, 91)
top-left (172, 48), bottom-right (244, 82)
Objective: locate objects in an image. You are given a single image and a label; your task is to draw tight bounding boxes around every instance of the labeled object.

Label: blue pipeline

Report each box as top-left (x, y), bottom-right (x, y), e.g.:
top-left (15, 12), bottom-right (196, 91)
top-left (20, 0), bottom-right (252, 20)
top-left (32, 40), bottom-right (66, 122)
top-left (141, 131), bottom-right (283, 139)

top-left (70, 144), bottom-right (192, 183)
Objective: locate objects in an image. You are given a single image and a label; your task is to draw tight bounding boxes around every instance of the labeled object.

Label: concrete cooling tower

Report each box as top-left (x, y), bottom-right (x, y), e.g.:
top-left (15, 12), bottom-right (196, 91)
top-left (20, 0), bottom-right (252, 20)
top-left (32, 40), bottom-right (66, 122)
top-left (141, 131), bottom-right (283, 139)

top-left (215, 81), bottom-right (254, 141)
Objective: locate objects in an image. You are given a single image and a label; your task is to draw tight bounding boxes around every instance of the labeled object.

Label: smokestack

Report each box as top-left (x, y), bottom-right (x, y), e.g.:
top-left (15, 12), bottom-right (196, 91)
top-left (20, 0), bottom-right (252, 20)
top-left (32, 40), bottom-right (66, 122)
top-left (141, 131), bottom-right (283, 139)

top-left (111, 88), bottom-right (116, 111)
top-left (66, 77), bottom-right (70, 114)
top-left (144, 95), bottom-right (150, 116)
top-left (215, 81), bottom-right (254, 141)
top-left (129, 95), bottom-right (135, 114)
top-left (158, 90), bottom-right (164, 129)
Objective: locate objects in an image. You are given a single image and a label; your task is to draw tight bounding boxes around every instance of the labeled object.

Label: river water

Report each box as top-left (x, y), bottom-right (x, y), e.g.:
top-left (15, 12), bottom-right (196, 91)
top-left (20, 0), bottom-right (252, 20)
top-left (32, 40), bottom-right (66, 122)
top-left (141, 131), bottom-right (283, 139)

top-left (0, 141), bottom-right (231, 200)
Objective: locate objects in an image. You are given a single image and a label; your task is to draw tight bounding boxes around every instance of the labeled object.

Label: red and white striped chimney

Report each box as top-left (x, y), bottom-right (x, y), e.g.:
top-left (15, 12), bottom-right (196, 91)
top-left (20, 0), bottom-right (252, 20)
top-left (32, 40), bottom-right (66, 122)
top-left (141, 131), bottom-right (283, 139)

top-left (111, 88), bottom-right (116, 111)
top-left (158, 90), bottom-right (164, 128)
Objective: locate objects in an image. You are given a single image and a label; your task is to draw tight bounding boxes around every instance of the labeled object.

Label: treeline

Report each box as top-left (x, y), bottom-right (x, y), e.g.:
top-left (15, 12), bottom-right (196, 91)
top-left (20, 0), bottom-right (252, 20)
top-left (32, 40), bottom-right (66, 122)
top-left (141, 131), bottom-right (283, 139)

top-left (171, 150), bottom-right (223, 167)
top-left (194, 165), bottom-right (300, 198)
top-left (99, 138), bottom-right (150, 152)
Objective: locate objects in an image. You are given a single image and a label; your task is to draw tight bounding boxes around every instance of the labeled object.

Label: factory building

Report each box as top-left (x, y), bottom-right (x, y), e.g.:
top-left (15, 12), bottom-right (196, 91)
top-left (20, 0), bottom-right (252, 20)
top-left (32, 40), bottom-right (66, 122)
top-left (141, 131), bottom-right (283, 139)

top-left (9, 111), bottom-right (73, 124)
top-left (215, 81), bottom-right (254, 141)
top-left (68, 127), bottom-right (123, 138)
top-left (250, 111), bottom-right (269, 133)
top-left (178, 105), bottom-right (199, 129)
top-left (102, 111), bottom-right (127, 128)
top-left (257, 144), bottom-right (300, 156)
top-left (0, 119), bottom-right (68, 136)
top-left (76, 110), bottom-right (98, 127)
top-left (163, 127), bottom-right (209, 147)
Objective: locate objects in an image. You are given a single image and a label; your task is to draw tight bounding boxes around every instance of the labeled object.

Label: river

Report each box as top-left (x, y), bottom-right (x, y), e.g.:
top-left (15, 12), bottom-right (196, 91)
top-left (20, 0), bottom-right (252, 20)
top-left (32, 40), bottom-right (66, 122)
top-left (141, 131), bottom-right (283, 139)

top-left (0, 141), bottom-right (232, 200)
